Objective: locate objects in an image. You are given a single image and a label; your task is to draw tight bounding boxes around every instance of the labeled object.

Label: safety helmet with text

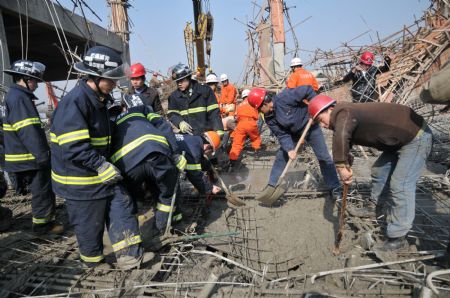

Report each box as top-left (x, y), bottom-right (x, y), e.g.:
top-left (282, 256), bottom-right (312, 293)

top-left (74, 46), bottom-right (129, 80)
top-left (4, 60), bottom-right (46, 81)
top-left (308, 94), bottom-right (336, 120)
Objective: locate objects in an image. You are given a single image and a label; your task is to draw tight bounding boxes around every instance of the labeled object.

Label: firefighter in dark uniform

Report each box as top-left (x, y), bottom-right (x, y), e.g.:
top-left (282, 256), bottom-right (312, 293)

top-left (167, 64), bottom-right (224, 137)
top-left (51, 46), bottom-right (148, 269)
top-left (0, 116), bottom-right (12, 232)
top-left (175, 132), bottom-right (222, 197)
top-left (125, 63), bottom-right (164, 115)
top-left (109, 97), bottom-right (187, 234)
top-left (3, 60), bottom-right (62, 234)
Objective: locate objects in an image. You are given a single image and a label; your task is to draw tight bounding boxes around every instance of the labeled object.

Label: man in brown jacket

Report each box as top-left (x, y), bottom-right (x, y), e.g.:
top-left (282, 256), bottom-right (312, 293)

top-left (308, 95), bottom-right (432, 251)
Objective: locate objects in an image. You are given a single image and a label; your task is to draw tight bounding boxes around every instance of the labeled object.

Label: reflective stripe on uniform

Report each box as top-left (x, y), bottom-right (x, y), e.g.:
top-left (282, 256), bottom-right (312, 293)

top-left (169, 107), bottom-right (208, 116)
top-left (3, 117), bottom-right (41, 131)
top-left (53, 129), bottom-right (90, 145)
top-left (186, 163), bottom-right (201, 170)
top-left (116, 112), bottom-right (145, 125)
top-left (216, 130), bottom-right (225, 136)
top-left (176, 157), bottom-right (187, 169)
top-left (32, 214), bottom-right (55, 224)
top-left (5, 153), bottom-right (35, 162)
top-left (147, 113), bottom-right (161, 121)
top-left (51, 165), bottom-right (116, 185)
top-left (173, 213), bottom-right (182, 222)
top-left (156, 202), bottom-right (173, 213)
top-left (90, 136), bottom-right (111, 147)
top-left (110, 134), bottom-right (169, 163)
top-left (207, 104), bottom-right (219, 111)
top-left (80, 254), bottom-right (104, 263)
top-left (111, 235), bottom-right (142, 252)
top-left (167, 109), bottom-right (181, 115)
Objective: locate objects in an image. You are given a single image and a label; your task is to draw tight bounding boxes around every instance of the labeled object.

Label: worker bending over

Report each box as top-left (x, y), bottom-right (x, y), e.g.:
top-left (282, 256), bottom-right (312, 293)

top-left (51, 46), bottom-right (146, 269)
top-left (309, 95), bottom-right (431, 251)
top-left (286, 57), bottom-right (319, 91)
top-left (175, 131), bottom-right (222, 198)
top-left (3, 60), bottom-right (62, 235)
top-left (109, 99), bottom-right (186, 235)
top-left (229, 89), bottom-right (261, 171)
top-left (247, 86), bottom-right (340, 201)
top-left (126, 63), bottom-right (164, 115)
top-left (168, 64), bottom-right (224, 137)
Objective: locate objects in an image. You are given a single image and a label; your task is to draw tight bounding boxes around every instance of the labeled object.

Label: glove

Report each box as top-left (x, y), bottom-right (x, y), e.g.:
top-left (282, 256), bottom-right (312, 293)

top-left (225, 104), bottom-right (235, 112)
top-left (226, 118), bottom-right (236, 130)
top-left (179, 121), bottom-right (193, 134)
top-left (173, 154), bottom-right (187, 172)
top-left (97, 161), bottom-right (122, 185)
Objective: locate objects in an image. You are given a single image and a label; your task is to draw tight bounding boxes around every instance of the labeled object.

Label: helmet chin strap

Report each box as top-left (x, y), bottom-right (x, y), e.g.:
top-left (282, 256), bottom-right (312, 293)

top-left (93, 76), bottom-right (109, 100)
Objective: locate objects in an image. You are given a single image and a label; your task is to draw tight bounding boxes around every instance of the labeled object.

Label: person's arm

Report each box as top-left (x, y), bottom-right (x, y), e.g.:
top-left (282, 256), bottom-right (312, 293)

top-left (143, 105), bottom-right (179, 153)
top-left (206, 87), bottom-right (224, 135)
top-left (332, 108), bottom-right (357, 166)
top-left (342, 70), bottom-right (355, 83)
top-left (292, 85), bottom-right (316, 105)
top-left (7, 96), bottom-right (49, 166)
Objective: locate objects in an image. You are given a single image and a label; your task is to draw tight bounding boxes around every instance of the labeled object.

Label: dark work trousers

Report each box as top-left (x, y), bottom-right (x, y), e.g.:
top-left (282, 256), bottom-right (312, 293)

top-left (13, 166), bottom-right (56, 227)
top-left (125, 153), bottom-right (178, 232)
top-left (268, 124), bottom-right (340, 190)
top-left (65, 184), bottom-right (142, 266)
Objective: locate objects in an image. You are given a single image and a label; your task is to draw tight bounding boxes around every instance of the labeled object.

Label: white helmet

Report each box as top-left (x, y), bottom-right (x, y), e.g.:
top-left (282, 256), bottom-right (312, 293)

top-left (290, 57), bottom-right (302, 67)
top-left (220, 73), bottom-right (228, 82)
top-left (242, 89), bottom-right (251, 98)
top-left (206, 74), bottom-right (219, 84)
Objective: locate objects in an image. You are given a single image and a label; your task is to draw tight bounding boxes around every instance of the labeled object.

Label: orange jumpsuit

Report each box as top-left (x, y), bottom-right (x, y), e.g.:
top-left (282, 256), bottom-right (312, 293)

top-left (286, 67), bottom-right (319, 91)
top-left (218, 83), bottom-right (237, 117)
top-left (229, 99), bottom-right (261, 161)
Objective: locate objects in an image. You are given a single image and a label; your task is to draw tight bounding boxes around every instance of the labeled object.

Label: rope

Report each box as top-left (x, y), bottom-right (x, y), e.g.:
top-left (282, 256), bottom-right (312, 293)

top-left (50, 0), bottom-right (74, 63)
top-left (15, 0), bottom-right (24, 59)
top-left (24, 0), bottom-right (29, 59)
top-left (43, 0), bottom-right (69, 64)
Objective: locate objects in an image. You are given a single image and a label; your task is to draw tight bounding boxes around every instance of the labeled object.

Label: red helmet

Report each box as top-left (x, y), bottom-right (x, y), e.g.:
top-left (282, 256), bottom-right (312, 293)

top-left (359, 51), bottom-right (374, 65)
top-left (308, 94), bottom-right (336, 119)
top-left (130, 63), bottom-right (146, 78)
top-left (248, 87), bottom-right (268, 110)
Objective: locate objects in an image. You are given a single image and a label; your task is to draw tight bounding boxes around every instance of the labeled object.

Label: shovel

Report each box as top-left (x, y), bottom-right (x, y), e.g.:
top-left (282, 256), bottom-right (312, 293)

top-left (257, 118), bottom-right (314, 206)
top-left (332, 183), bottom-right (349, 255)
top-left (206, 156), bottom-right (246, 207)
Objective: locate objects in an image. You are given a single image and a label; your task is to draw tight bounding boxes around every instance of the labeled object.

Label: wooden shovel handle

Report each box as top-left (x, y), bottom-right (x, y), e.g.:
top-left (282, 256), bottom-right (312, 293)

top-left (276, 118), bottom-right (314, 185)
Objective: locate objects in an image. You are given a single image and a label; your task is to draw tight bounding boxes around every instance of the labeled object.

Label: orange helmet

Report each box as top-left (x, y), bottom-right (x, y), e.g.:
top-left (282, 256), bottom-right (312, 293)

top-left (203, 131), bottom-right (221, 150)
top-left (130, 63), bottom-right (146, 78)
top-left (359, 51), bottom-right (374, 66)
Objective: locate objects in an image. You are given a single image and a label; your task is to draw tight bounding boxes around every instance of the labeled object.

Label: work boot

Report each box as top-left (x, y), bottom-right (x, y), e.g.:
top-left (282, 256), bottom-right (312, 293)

top-left (228, 160), bottom-right (240, 173)
top-left (378, 236), bottom-right (408, 252)
top-left (116, 252), bottom-right (155, 270)
top-left (32, 222), bottom-right (64, 236)
top-left (0, 206), bottom-right (13, 232)
top-left (82, 260), bottom-right (112, 270)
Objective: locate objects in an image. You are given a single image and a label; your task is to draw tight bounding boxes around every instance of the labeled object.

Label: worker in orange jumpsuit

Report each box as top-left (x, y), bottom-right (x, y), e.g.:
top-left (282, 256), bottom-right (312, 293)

top-left (286, 57), bottom-right (319, 91)
top-left (219, 74), bottom-right (237, 118)
top-left (206, 74), bottom-right (221, 103)
top-left (228, 89), bottom-right (261, 171)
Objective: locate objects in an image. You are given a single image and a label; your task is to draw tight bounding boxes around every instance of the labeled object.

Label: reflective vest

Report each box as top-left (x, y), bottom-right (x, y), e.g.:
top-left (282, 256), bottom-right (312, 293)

top-left (4, 85), bottom-right (49, 172)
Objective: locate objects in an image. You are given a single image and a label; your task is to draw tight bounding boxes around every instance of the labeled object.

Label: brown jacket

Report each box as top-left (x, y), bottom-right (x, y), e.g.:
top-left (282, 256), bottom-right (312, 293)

top-left (329, 102), bottom-right (424, 164)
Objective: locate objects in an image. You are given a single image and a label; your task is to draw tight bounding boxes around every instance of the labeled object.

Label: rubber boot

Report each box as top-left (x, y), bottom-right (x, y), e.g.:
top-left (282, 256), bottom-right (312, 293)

top-left (0, 206), bottom-right (12, 232)
top-left (378, 236), bottom-right (408, 252)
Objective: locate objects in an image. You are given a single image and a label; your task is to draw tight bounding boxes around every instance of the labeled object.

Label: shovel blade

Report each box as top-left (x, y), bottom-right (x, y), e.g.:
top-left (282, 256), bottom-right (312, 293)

top-left (258, 183), bottom-right (287, 206)
top-left (226, 193), bottom-right (246, 207)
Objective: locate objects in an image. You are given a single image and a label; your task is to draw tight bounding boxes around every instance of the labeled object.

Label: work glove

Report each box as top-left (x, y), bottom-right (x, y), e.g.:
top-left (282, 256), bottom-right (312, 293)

top-left (97, 161), bottom-right (123, 185)
top-left (225, 104), bottom-right (235, 113)
top-left (173, 154), bottom-right (187, 172)
top-left (179, 121), bottom-right (193, 135)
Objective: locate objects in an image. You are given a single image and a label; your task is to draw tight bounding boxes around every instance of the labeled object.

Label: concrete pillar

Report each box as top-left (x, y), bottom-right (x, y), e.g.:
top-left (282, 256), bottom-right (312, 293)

top-left (0, 9), bottom-right (12, 96)
top-left (270, 0), bottom-right (285, 81)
